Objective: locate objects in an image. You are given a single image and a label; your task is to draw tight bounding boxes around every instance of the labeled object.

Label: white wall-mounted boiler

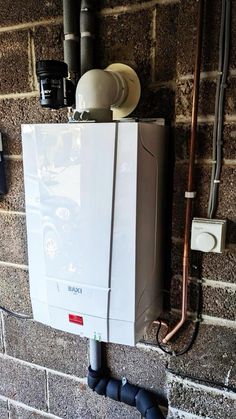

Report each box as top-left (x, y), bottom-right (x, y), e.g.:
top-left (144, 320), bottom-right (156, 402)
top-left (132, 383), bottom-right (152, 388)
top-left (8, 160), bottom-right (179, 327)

top-left (22, 121), bottom-right (167, 346)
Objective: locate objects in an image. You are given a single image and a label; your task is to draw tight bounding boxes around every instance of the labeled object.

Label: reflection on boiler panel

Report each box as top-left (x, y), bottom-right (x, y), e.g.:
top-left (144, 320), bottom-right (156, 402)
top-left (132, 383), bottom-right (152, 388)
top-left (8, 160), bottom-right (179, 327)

top-left (22, 121), bottom-right (167, 346)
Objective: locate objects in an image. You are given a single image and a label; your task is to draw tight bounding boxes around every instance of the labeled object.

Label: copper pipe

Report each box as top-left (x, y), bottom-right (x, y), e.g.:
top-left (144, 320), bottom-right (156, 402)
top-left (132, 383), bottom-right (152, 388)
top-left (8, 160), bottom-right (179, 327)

top-left (163, 0), bottom-right (204, 344)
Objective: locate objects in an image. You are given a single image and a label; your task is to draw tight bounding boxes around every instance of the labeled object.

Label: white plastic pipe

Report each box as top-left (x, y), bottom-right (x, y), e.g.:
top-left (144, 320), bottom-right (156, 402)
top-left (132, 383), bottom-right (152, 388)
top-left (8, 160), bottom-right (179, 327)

top-left (89, 338), bottom-right (101, 371)
top-left (75, 68), bottom-right (128, 121)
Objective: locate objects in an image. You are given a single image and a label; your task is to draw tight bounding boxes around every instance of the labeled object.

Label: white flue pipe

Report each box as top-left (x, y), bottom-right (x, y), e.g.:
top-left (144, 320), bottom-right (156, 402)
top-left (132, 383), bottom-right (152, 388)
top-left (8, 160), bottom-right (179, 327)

top-left (75, 69), bottom-right (128, 121)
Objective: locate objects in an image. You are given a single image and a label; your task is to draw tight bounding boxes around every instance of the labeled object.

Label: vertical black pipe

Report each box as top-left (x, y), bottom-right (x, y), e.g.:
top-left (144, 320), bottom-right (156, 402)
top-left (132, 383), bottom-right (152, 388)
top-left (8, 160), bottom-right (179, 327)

top-left (80, 0), bottom-right (95, 76)
top-left (63, 0), bottom-right (81, 85)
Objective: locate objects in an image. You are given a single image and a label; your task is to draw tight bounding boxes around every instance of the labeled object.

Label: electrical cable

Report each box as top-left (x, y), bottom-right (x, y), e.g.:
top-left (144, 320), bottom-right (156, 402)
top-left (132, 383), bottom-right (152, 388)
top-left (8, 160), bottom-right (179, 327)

top-left (210, 0), bottom-right (231, 216)
top-left (166, 368), bottom-right (236, 394)
top-left (208, 0), bottom-right (231, 218)
top-left (207, 0), bottom-right (226, 218)
top-left (0, 306), bottom-right (32, 320)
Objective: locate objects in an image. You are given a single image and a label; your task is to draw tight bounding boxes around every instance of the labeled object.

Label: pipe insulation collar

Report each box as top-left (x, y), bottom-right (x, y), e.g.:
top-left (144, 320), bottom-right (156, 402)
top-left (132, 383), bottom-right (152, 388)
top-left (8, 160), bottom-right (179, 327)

top-left (88, 366), bottom-right (165, 419)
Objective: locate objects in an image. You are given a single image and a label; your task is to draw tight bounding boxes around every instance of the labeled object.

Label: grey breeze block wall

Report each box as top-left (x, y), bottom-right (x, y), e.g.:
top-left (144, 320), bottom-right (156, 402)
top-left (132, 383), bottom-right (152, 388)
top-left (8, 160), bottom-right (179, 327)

top-left (0, 0), bottom-right (235, 418)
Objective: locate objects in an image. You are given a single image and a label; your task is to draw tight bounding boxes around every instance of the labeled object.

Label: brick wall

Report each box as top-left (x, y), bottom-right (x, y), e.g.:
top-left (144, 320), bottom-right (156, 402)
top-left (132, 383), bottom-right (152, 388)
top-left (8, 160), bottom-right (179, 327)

top-left (0, 0), bottom-right (235, 418)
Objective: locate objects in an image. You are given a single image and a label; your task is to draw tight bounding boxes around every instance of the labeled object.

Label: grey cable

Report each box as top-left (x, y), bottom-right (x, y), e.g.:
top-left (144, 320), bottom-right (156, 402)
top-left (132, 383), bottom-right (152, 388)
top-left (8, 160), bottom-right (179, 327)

top-left (210, 0), bottom-right (231, 216)
top-left (207, 0), bottom-right (226, 218)
top-left (208, 0), bottom-right (231, 218)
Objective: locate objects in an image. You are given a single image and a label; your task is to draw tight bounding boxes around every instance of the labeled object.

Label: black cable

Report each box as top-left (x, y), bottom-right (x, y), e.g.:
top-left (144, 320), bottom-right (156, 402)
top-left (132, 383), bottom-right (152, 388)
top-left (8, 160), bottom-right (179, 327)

top-left (155, 307), bottom-right (201, 357)
top-left (0, 306), bottom-right (32, 320)
top-left (166, 368), bottom-right (236, 393)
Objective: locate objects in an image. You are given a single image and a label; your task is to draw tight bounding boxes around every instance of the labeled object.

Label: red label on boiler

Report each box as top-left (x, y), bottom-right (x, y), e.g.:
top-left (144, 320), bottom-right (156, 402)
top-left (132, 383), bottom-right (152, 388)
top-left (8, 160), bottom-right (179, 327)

top-left (69, 314), bottom-right (84, 325)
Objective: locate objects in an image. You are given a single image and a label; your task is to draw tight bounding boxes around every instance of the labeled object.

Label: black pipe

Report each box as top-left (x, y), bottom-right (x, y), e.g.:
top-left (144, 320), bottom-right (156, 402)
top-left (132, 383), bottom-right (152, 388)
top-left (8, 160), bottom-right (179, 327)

top-left (63, 0), bottom-right (81, 84)
top-left (88, 367), bottom-right (165, 419)
top-left (80, 0), bottom-right (95, 75)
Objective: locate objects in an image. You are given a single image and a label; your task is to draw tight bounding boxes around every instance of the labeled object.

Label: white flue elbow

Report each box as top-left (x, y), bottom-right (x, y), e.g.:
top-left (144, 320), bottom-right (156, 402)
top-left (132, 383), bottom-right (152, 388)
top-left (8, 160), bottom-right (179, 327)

top-left (75, 63), bottom-right (141, 122)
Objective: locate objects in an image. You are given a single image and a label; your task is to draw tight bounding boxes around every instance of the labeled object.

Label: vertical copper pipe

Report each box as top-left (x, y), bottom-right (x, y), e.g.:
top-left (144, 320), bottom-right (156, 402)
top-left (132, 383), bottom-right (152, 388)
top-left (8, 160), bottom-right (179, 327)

top-left (163, 0), bottom-right (204, 344)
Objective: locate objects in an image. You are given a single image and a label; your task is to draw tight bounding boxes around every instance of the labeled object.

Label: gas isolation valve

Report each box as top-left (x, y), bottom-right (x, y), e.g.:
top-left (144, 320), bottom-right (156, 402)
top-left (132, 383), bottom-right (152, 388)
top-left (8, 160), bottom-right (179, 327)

top-left (36, 60), bottom-right (75, 109)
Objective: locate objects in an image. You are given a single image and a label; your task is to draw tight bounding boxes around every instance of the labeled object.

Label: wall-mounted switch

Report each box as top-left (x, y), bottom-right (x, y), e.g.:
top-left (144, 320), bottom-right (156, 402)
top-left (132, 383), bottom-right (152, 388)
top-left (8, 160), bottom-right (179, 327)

top-left (191, 218), bottom-right (227, 253)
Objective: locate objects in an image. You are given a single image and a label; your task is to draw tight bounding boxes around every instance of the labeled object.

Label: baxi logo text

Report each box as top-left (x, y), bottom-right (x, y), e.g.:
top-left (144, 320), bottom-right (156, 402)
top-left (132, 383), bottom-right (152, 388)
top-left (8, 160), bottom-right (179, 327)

top-left (68, 286), bottom-right (82, 295)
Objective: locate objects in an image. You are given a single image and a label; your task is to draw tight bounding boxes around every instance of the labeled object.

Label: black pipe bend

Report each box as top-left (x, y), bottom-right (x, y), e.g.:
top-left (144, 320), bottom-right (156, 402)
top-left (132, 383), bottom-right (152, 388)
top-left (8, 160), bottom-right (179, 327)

top-left (88, 366), bottom-right (165, 419)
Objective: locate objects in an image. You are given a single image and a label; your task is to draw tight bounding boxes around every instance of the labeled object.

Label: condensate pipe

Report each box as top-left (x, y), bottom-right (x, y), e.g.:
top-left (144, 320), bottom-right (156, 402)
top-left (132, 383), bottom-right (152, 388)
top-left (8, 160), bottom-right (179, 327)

top-left (162, 0), bottom-right (204, 344)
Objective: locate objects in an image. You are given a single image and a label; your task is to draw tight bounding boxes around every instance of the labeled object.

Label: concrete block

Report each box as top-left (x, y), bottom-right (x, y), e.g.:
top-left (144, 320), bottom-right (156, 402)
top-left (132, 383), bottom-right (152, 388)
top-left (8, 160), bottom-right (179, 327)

top-left (168, 324), bottom-right (236, 389)
top-left (97, 9), bottom-right (153, 86)
top-left (0, 159), bottom-right (25, 212)
top-left (0, 31), bottom-right (30, 95)
top-left (48, 373), bottom-right (140, 418)
top-left (34, 25), bottom-right (64, 63)
top-left (172, 242), bottom-right (236, 284)
top-left (0, 266), bottom-right (31, 314)
top-left (9, 402), bottom-right (56, 418)
top-left (134, 86), bottom-right (176, 122)
top-left (171, 276), bottom-right (236, 321)
top-left (167, 407), bottom-right (203, 419)
top-left (174, 123), bottom-right (236, 161)
top-left (155, 3), bottom-right (179, 81)
top-left (168, 374), bottom-right (236, 419)
top-left (0, 214), bottom-right (27, 265)
top-left (0, 1), bottom-right (62, 27)
top-left (99, 0), bottom-right (142, 8)
top-left (0, 399), bottom-right (8, 419)
top-left (201, 250), bottom-right (236, 284)
top-left (175, 79), bottom-right (216, 119)
top-left (177, 0), bottom-right (220, 75)
top-left (0, 356), bottom-right (46, 410)
top-left (4, 316), bottom-right (88, 378)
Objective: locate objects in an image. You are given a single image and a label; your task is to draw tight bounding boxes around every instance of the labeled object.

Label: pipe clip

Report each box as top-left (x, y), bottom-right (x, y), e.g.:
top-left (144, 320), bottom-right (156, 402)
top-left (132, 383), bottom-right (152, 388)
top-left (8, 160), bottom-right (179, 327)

top-left (64, 34), bottom-right (80, 42)
top-left (185, 191), bottom-right (197, 198)
top-left (81, 31), bottom-right (94, 38)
